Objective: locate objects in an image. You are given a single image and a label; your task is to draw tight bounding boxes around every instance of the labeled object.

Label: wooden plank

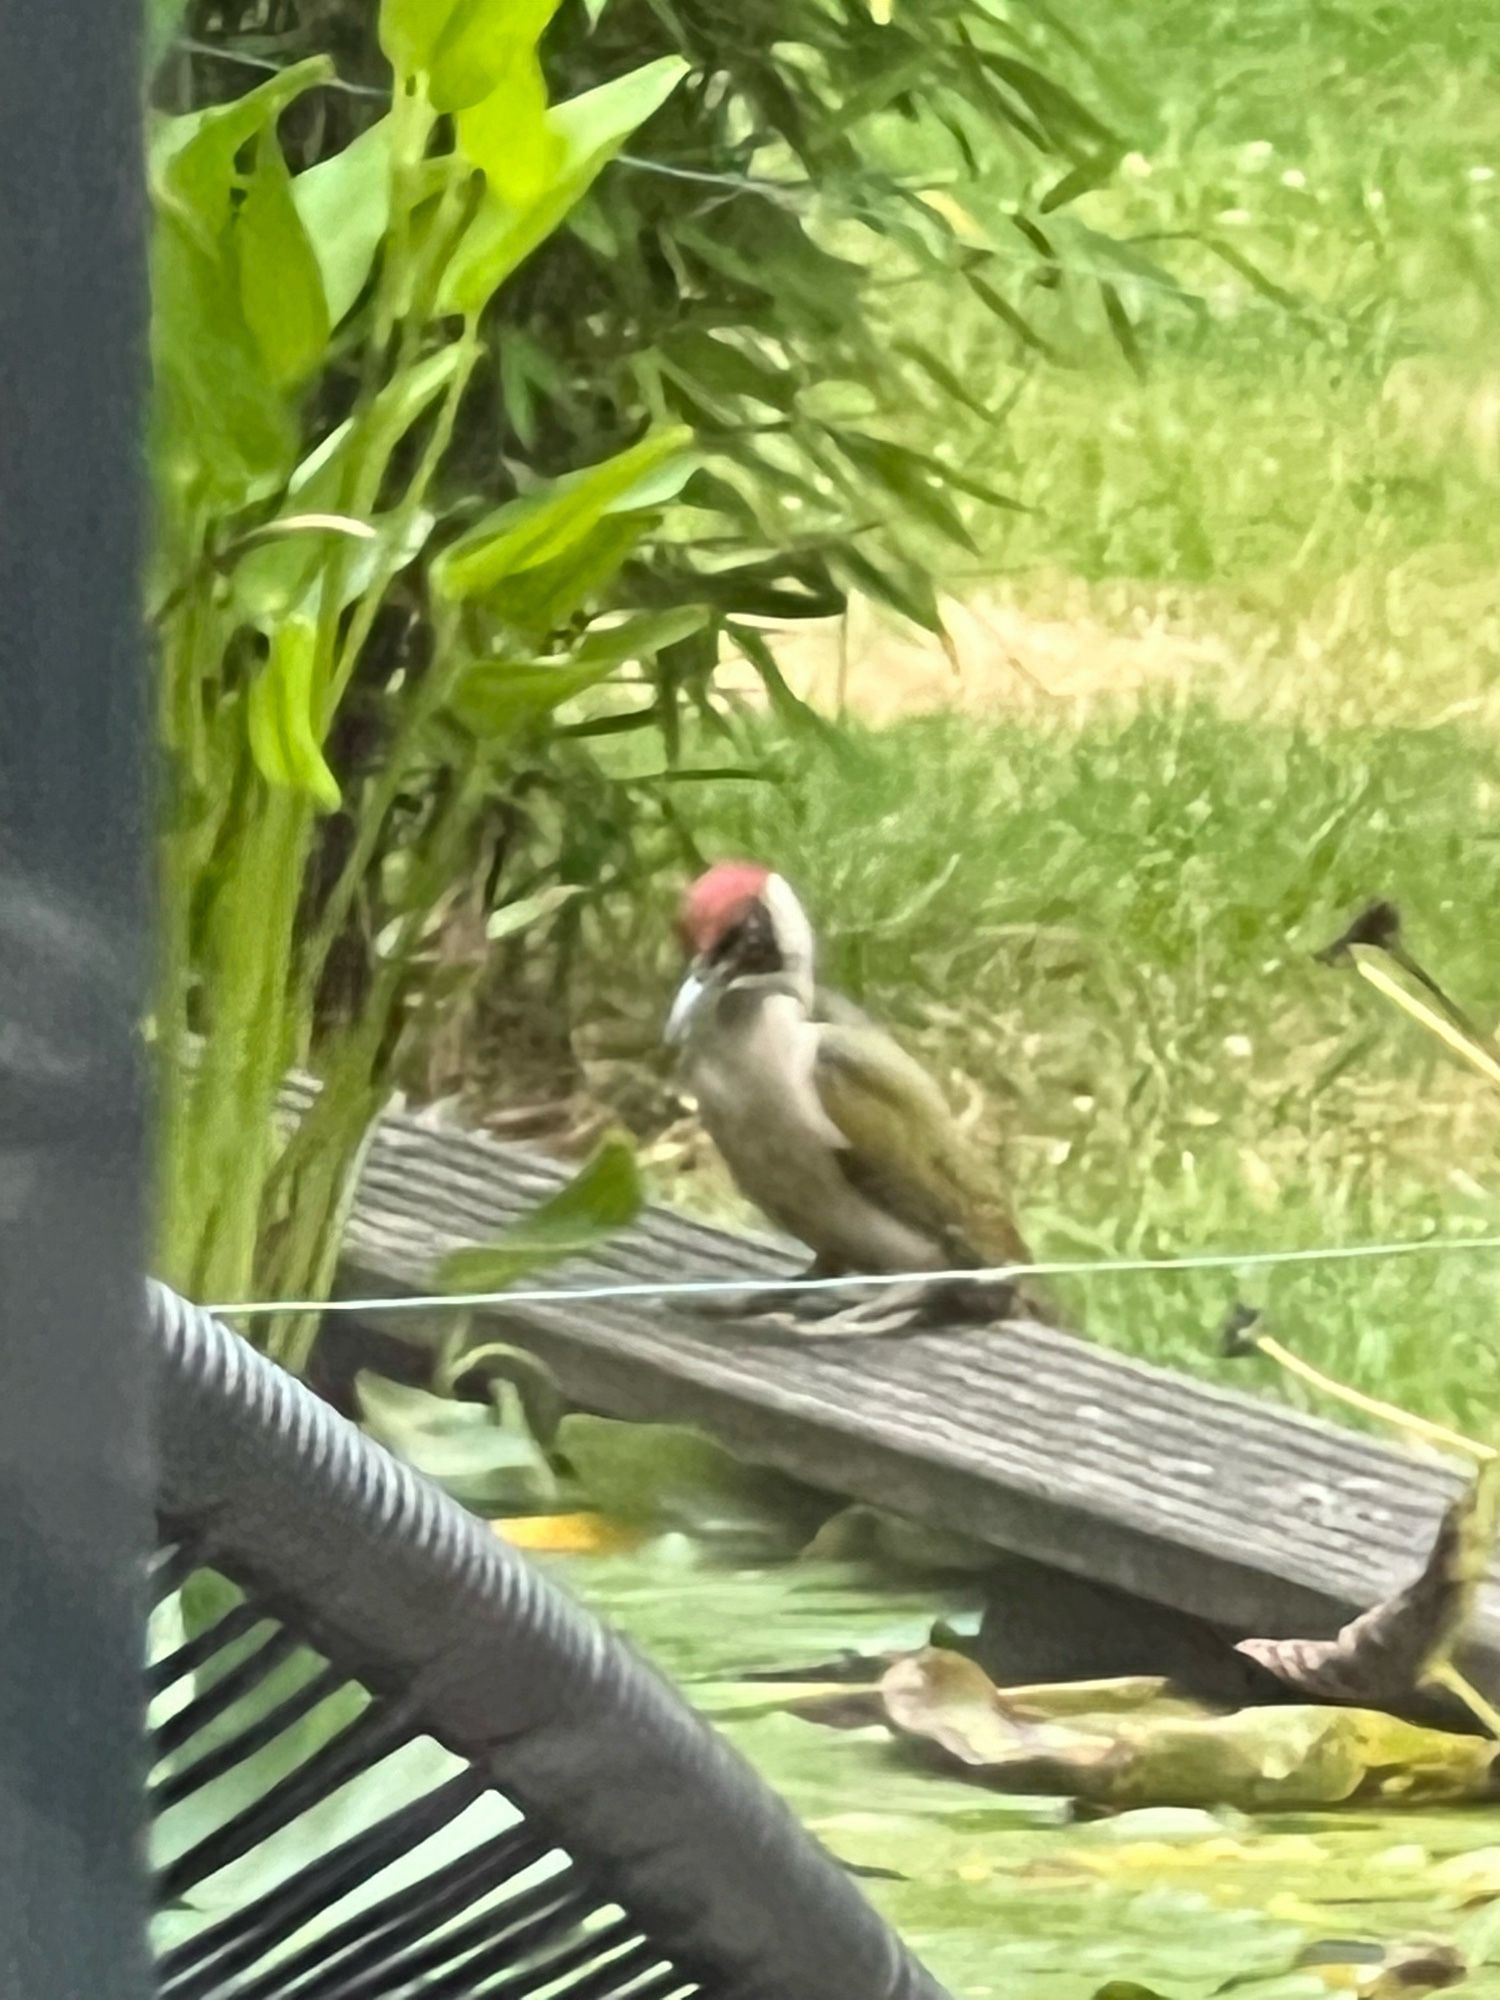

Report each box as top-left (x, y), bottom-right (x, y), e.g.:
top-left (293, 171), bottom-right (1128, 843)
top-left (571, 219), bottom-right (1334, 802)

top-left (308, 1086), bottom-right (1500, 1681)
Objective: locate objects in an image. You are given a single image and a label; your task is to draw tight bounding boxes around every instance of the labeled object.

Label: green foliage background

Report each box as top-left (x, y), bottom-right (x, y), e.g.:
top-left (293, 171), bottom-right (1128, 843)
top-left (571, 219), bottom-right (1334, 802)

top-left (147, 0), bottom-right (1122, 1356)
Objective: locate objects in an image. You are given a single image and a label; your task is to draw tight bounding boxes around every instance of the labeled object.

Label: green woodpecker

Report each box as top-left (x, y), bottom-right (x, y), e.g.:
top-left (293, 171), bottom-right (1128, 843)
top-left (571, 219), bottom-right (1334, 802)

top-left (666, 861), bottom-right (1043, 1333)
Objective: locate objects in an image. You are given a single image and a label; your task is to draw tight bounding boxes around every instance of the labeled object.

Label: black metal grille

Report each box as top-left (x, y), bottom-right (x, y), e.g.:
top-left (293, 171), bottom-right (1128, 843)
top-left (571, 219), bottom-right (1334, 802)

top-left (149, 1560), bottom-right (697, 2000)
top-left (145, 1284), bottom-right (950, 2000)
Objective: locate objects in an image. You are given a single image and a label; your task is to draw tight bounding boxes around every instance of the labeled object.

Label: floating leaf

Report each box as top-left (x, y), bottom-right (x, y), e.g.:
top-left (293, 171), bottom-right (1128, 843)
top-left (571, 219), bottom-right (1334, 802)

top-left (555, 1414), bottom-right (820, 1547)
top-left (492, 1511), bottom-right (646, 1554)
top-left (882, 1646), bottom-right (1063, 1769)
top-left (355, 1372), bottom-right (557, 1512)
top-left (876, 1648), bottom-right (1500, 1811)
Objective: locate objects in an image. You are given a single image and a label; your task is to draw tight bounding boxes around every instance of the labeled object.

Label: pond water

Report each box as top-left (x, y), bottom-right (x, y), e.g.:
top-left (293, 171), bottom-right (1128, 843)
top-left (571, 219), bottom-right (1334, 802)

top-left (557, 1541), bottom-right (1500, 2000)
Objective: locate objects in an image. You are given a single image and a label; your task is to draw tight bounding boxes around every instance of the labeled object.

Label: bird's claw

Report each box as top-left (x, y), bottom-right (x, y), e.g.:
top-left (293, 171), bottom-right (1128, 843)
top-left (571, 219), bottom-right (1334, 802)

top-left (685, 1272), bottom-right (1014, 1339)
top-left (684, 1266), bottom-right (844, 1323)
top-left (784, 1280), bottom-right (935, 1338)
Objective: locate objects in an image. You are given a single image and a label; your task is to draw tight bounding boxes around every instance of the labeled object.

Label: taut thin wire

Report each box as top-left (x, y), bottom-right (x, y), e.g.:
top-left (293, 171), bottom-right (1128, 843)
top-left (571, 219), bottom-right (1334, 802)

top-left (204, 1229), bottom-right (1500, 1320)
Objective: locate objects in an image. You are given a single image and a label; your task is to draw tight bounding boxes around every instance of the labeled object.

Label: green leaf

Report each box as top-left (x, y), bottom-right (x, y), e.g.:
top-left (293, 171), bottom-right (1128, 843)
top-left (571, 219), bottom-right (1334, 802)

top-left (150, 210), bottom-right (296, 511)
top-left (832, 431), bottom-right (979, 552)
top-left (727, 622), bottom-right (851, 755)
top-left (1040, 149), bottom-right (1122, 214)
top-left (355, 1373), bottom-right (557, 1512)
top-left (660, 329), bottom-right (798, 412)
top-left (437, 1132), bottom-right (643, 1291)
top-left (555, 1414), bottom-right (816, 1546)
top-left (889, 335), bottom-right (997, 423)
top-left (292, 116), bottom-right (394, 327)
top-left (1099, 280), bottom-right (1146, 380)
top-left (230, 346), bottom-right (468, 622)
top-left (378, 0), bottom-right (460, 77)
top-left (573, 607), bottom-right (710, 669)
top-left (151, 57), bottom-right (334, 225)
top-left (450, 649), bottom-right (628, 737)
top-left (1192, 233), bottom-right (1304, 314)
top-left (456, 608), bottom-right (709, 731)
top-left (433, 425), bottom-right (693, 601)
top-left (965, 270), bottom-right (1059, 357)
top-left (440, 55), bottom-right (688, 314)
top-left (456, 48), bottom-right (560, 202)
top-left (148, 61), bottom-right (333, 510)
top-left (484, 513), bottom-right (653, 636)
top-left (434, 0), bottom-right (563, 117)
top-left (245, 618), bottom-right (340, 811)
top-left (835, 542), bottom-right (948, 639)
top-left (236, 132), bottom-right (330, 388)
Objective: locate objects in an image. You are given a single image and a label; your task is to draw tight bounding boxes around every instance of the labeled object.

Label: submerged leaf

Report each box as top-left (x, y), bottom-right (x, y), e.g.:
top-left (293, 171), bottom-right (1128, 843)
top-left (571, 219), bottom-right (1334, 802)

top-left (555, 1413), bottom-right (818, 1547)
top-left (356, 1372), bottom-right (556, 1512)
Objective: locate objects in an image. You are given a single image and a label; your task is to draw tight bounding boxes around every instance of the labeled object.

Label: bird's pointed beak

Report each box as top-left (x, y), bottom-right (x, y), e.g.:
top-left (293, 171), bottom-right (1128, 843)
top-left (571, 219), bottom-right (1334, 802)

top-left (665, 965), bottom-right (708, 1046)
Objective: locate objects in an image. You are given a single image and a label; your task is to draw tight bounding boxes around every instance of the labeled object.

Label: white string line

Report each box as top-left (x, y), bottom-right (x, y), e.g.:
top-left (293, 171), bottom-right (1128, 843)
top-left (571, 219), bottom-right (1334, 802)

top-left (205, 1230), bottom-right (1500, 1320)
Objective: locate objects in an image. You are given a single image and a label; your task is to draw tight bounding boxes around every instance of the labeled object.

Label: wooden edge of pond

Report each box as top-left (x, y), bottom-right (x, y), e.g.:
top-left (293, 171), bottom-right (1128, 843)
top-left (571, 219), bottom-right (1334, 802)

top-left (282, 1080), bottom-right (1500, 1687)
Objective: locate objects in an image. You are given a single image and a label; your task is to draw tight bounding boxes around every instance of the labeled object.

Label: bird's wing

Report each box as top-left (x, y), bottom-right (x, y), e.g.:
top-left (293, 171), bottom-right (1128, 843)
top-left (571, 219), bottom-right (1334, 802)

top-left (810, 982), bottom-right (878, 1030)
top-left (812, 1021), bottom-right (1033, 1268)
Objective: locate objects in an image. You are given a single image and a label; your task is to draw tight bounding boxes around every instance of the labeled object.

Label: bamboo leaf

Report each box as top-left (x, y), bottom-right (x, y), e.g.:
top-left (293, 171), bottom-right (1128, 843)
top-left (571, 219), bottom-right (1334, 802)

top-left (433, 425), bottom-right (693, 601)
top-left (356, 1373), bottom-right (556, 1511)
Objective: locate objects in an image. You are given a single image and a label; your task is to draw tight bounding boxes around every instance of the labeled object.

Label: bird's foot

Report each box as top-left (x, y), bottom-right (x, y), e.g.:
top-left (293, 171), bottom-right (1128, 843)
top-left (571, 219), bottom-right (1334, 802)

top-left (777, 1274), bottom-right (1029, 1339)
top-left (684, 1262), bottom-right (844, 1322)
top-left (783, 1279), bottom-right (937, 1338)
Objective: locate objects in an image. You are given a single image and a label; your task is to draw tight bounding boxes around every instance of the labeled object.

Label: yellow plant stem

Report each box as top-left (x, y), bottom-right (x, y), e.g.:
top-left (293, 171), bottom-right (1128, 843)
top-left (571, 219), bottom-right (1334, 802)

top-left (1251, 1332), bottom-right (1496, 1463)
top-left (1352, 951), bottom-right (1500, 1091)
top-left (1428, 1661), bottom-right (1500, 1740)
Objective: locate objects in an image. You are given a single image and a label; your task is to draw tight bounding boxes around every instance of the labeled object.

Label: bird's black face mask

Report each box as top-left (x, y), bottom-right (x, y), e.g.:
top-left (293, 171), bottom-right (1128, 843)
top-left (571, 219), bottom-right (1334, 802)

top-left (666, 899), bottom-right (785, 1045)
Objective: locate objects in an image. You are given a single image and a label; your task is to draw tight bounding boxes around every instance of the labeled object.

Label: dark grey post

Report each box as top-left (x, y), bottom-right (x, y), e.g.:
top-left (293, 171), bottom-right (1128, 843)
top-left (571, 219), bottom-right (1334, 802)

top-left (0, 0), bottom-right (153, 1994)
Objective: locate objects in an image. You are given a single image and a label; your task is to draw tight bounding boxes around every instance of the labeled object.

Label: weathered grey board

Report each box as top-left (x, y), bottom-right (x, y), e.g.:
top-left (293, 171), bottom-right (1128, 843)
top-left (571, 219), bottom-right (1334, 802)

top-left (298, 1084), bottom-right (1500, 1681)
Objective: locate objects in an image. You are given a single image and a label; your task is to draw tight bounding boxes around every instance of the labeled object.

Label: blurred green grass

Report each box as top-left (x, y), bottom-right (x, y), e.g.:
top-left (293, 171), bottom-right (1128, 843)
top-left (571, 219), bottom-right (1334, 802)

top-left (575, 0), bottom-right (1500, 1442)
top-left (658, 704), bottom-right (1500, 1439)
top-left (886, 0), bottom-right (1500, 725)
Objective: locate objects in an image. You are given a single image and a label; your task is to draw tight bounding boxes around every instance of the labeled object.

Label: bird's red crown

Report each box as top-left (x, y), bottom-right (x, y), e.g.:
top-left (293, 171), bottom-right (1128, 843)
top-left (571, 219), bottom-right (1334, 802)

top-left (676, 860), bottom-right (771, 956)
